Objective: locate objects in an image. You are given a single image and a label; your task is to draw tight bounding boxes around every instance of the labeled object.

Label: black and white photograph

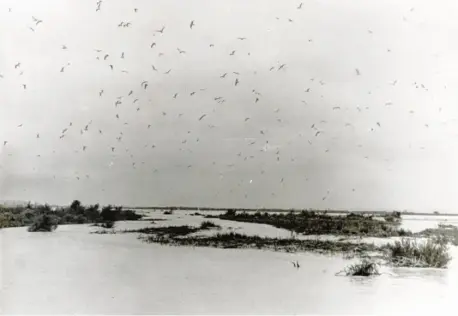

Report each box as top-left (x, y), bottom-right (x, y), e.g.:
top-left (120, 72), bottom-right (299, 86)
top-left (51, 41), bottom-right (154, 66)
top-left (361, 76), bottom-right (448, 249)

top-left (1, 0), bottom-right (458, 314)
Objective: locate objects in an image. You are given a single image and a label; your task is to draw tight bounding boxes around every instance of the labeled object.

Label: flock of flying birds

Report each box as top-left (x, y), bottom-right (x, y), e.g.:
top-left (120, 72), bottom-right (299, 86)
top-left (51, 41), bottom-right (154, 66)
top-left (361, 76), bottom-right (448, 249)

top-left (0, 2), bottom-right (446, 201)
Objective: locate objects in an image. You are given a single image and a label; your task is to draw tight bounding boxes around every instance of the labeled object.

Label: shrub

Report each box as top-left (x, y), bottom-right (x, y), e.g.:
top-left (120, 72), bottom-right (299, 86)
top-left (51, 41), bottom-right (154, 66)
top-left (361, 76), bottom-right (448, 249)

top-left (100, 205), bottom-right (116, 221)
top-left (28, 214), bottom-right (58, 232)
top-left (200, 221), bottom-right (221, 230)
top-left (342, 260), bottom-right (380, 276)
top-left (163, 210), bottom-right (173, 215)
top-left (225, 209), bottom-right (236, 217)
top-left (386, 238), bottom-right (451, 268)
top-left (101, 221), bottom-right (115, 229)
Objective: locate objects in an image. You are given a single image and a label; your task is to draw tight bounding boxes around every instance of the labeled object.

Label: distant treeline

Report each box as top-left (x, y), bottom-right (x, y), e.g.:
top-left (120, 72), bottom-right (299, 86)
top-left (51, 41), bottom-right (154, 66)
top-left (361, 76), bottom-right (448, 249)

top-left (127, 206), bottom-right (458, 216)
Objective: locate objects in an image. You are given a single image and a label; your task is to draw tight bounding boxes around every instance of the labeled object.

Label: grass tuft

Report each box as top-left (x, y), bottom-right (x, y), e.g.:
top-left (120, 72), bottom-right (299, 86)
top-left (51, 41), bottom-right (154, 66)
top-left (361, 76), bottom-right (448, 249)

top-left (199, 220), bottom-right (221, 230)
top-left (342, 260), bottom-right (380, 276)
top-left (385, 237), bottom-right (451, 268)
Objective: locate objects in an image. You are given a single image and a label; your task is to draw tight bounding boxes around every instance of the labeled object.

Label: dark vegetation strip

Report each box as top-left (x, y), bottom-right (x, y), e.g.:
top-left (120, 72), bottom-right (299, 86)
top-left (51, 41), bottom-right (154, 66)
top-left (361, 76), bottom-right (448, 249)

top-left (0, 200), bottom-right (142, 231)
top-left (129, 206), bottom-right (458, 217)
top-left (204, 210), bottom-right (409, 237)
top-left (138, 232), bottom-right (380, 254)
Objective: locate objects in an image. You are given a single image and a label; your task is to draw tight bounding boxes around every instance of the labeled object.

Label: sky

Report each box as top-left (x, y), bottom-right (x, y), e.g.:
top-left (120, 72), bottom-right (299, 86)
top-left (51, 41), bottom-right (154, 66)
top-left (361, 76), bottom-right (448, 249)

top-left (1, 0), bottom-right (458, 211)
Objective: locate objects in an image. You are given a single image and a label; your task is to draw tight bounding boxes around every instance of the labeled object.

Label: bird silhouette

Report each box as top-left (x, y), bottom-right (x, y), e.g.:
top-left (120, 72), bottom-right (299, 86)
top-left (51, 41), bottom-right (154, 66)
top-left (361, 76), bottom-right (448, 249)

top-left (190, 20), bottom-right (195, 29)
top-left (198, 114), bottom-right (207, 121)
top-left (220, 73), bottom-right (227, 78)
top-left (156, 26), bottom-right (165, 33)
top-left (237, 37), bottom-right (246, 40)
top-left (177, 48), bottom-right (186, 54)
top-left (297, 3), bottom-right (303, 9)
top-left (104, 54), bottom-right (109, 60)
top-left (355, 68), bottom-right (361, 75)
top-left (14, 63), bottom-right (21, 69)
top-left (62, 45), bottom-right (67, 50)
top-left (99, 90), bottom-right (104, 97)
top-left (235, 78), bottom-right (239, 86)
top-left (109, 64), bottom-right (114, 70)
top-left (121, 52), bottom-right (124, 58)
top-left (151, 42), bottom-right (156, 48)
top-left (230, 50), bottom-right (236, 55)
top-left (164, 69), bottom-right (171, 74)
top-left (278, 64), bottom-right (286, 70)
top-left (152, 65), bottom-right (158, 71)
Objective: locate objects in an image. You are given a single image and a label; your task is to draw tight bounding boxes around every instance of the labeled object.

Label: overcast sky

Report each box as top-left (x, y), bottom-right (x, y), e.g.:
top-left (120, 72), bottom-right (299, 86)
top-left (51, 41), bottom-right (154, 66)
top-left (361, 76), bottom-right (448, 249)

top-left (1, 0), bottom-right (458, 211)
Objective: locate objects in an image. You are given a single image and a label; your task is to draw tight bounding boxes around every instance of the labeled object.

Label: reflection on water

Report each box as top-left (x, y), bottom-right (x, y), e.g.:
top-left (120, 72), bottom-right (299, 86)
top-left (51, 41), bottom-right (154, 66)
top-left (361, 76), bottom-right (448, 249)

top-left (1, 216), bottom-right (458, 314)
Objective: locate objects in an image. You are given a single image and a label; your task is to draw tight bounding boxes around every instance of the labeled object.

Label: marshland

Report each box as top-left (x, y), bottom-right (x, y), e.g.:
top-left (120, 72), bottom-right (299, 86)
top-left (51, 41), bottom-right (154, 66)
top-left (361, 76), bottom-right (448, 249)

top-left (3, 0), bottom-right (458, 314)
top-left (2, 201), bottom-right (458, 313)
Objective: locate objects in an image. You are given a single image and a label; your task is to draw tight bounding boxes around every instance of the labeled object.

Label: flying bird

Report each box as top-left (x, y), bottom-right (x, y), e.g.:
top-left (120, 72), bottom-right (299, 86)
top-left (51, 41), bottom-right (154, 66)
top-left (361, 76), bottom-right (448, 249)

top-left (109, 64), bottom-right (113, 70)
top-left (17, 124), bottom-right (23, 127)
top-left (121, 52), bottom-right (124, 58)
top-left (230, 50), bottom-right (236, 55)
top-left (177, 48), bottom-right (186, 54)
top-left (3, 141), bottom-right (7, 146)
top-left (156, 26), bottom-right (165, 33)
top-left (99, 90), bottom-right (104, 96)
top-left (297, 3), bottom-right (303, 9)
top-left (14, 63), bottom-right (21, 69)
top-left (355, 68), bottom-right (361, 75)
top-left (62, 45), bottom-right (67, 49)
top-left (235, 78), bottom-right (239, 86)
top-left (198, 114), bottom-right (207, 121)
top-left (152, 65), bottom-right (158, 71)
top-left (22, 84), bottom-right (27, 89)
top-left (36, 133), bottom-right (40, 138)
top-left (151, 42), bottom-right (156, 48)
top-left (190, 20), bottom-right (195, 29)
top-left (164, 69), bottom-right (171, 74)
top-left (237, 37), bottom-right (246, 40)
top-left (278, 64), bottom-right (286, 70)
top-left (220, 73), bottom-right (227, 78)
top-left (173, 93), bottom-right (178, 98)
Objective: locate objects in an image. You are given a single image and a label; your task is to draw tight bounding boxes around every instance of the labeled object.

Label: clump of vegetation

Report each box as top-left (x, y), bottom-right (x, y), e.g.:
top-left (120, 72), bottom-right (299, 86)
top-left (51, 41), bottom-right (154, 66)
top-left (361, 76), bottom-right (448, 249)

top-left (338, 260), bottom-right (380, 276)
top-left (129, 227), bottom-right (380, 254)
top-left (27, 214), bottom-right (58, 232)
top-left (417, 225), bottom-right (458, 246)
top-left (0, 200), bottom-right (142, 229)
top-left (205, 209), bottom-right (407, 237)
top-left (93, 221), bottom-right (115, 229)
top-left (124, 225), bottom-right (200, 238)
top-left (163, 210), bottom-right (174, 215)
top-left (199, 221), bottom-right (221, 230)
top-left (384, 237), bottom-right (451, 268)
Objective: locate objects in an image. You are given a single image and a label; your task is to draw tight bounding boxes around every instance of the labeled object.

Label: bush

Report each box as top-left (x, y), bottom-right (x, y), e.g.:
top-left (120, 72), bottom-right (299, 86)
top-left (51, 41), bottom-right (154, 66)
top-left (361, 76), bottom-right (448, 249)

top-left (163, 210), bottom-right (174, 215)
top-left (200, 221), bottom-right (221, 230)
top-left (28, 214), bottom-right (58, 232)
top-left (386, 238), bottom-right (451, 268)
top-left (101, 221), bottom-right (115, 229)
top-left (342, 260), bottom-right (380, 276)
